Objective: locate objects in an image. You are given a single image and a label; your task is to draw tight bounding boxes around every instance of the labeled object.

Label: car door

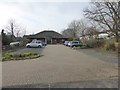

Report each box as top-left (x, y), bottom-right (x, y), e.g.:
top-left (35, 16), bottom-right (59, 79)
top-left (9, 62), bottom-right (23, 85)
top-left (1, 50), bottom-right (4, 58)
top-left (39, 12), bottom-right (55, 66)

top-left (38, 41), bottom-right (42, 47)
top-left (34, 41), bottom-right (38, 47)
top-left (30, 42), bottom-right (35, 47)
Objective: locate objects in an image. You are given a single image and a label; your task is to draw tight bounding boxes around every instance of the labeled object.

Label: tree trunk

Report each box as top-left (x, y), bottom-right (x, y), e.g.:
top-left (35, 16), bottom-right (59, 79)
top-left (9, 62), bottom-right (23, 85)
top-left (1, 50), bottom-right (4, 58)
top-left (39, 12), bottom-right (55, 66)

top-left (116, 32), bottom-right (119, 42)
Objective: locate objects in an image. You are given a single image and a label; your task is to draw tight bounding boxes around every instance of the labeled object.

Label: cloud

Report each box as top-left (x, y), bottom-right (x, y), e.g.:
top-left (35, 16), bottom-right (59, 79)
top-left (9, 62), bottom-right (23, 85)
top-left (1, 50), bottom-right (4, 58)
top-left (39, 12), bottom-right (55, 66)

top-left (0, 3), bottom-right (23, 30)
top-left (0, 2), bottom-right (89, 35)
top-left (1, 0), bottom-right (90, 3)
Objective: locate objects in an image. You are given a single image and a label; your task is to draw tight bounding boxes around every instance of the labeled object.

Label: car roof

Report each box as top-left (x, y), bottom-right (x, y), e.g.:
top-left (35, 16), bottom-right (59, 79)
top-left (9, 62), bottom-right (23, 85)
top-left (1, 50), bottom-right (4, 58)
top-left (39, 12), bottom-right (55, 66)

top-left (73, 41), bottom-right (79, 42)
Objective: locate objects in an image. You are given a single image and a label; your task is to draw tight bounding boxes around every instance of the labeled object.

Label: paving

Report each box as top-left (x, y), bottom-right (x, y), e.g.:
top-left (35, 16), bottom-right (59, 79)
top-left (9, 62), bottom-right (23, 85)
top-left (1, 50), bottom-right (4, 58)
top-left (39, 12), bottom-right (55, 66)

top-left (77, 49), bottom-right (118, 64)
top-left (2, 45), bottom-right (118, 88)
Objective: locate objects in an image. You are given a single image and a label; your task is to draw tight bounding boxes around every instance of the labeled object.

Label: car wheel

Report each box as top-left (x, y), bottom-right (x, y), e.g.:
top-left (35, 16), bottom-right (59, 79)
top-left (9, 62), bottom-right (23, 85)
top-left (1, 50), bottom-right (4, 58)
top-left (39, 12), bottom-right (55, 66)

top-left (38, 45), bottom-right (41, 48)
top-left (72, 46), bottom-right (76, 48)
top-left (27, 45), bottom-right (30, 48)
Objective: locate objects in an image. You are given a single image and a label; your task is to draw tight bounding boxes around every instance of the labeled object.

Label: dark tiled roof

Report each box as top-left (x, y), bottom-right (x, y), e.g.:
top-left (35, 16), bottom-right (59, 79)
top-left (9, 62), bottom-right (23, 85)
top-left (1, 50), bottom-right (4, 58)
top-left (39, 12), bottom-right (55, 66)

top-left (24, 30), bottom-right (67, 39)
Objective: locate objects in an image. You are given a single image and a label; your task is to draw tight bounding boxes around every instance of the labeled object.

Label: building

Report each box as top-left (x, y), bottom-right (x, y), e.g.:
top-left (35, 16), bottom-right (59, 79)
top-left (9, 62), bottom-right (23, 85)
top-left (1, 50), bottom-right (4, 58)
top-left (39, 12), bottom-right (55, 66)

top-left (80, 30), bottom-right (116, 41)
top-left (24, 30), bottom-right (68, 44)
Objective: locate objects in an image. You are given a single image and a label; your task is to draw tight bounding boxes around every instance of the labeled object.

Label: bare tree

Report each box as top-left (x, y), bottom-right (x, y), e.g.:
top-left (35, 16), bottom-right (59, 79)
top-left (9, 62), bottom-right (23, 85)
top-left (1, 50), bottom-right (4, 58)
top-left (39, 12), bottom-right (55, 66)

top-left (68, 19), bottom-right (87, 38)
top-left (62, 19), bottom-right (87, 39)
top-left (85, 27), bottom-right (98, 36)
top-left (5, 19), bottom-right (16, 41)
top-left (62, 28), bottom-right (75, 38)
top-left (84, 2), bottom-right (120, 42)
top-left (85, 26), bottom-right (99, 40)
top-left (16, 27), bottom-right (26, 37)
top-left (68, 20), bottom-right (78, 38)
top-left (5, 19), bottom-right (26, 41)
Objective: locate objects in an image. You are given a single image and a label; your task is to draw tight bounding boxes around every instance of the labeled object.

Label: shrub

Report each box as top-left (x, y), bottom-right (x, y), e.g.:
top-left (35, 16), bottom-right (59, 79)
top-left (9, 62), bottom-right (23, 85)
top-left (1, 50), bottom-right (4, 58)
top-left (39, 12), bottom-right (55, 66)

top-left (32, 52), bottom-right (38, 55)
top-left (13, 53), bottom-right (20, 57)
top-left (2, 55), bottom-right (11, 60)
top-left (2, 53), bottom-right (18, 60)
top-left (24, 52), bottom-right (31, 57)
top-left (23, 52), bottom-right (38, 56)
top-left (95, 40), bottom-right (106, 48)
top-left (4, 53), bottom-right (14, 57)
top-left (19, 54), bottom-right (25, 57)
top-left (85, 39), bottom-right (105, 48)
top-left (2, 52), bottom-right (39, 61)
top-left (84, 40), bottom-right (92, 48)
top-left (104, 42), bottom-right (116, 51)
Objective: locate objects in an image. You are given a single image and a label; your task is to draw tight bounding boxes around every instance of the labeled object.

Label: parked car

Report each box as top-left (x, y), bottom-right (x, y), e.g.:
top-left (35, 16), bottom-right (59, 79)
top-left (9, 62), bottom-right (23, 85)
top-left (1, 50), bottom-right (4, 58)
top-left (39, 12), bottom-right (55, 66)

top-left (42, 42), bottom-right (47, 46)
top-left (64, 41), bottom-right (69, 46)
top-left (70, 41), bottom-right (82, 47)
top-left (10, 42), bottom-right (20, 46)
top-left (67, 41), bottom-right (73, 47)
top-left (26, 40), bottom-right (42, 48)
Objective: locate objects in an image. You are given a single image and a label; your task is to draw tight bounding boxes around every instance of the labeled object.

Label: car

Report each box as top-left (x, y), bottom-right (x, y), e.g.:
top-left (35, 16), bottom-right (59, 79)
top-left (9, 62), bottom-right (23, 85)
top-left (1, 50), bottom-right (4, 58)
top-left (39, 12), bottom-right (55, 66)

top-left (64, 41), bottom-right (69, 46)
top-left (26, 40), bottom-right (42, 48)
top-left (67, 41), bottom-right (73, 47)
top-left (10, 41), bottom-right (20, 46)
top-left (42, 42), bottom-right (47, 46)
top-left (70, 41), bottom-right (82, 47)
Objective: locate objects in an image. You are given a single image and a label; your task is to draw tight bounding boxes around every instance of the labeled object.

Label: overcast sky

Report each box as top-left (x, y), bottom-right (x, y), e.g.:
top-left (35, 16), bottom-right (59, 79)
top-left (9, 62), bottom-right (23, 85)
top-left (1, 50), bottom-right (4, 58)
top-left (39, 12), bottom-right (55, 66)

top-left (0, 0), bottom-right (90, 35)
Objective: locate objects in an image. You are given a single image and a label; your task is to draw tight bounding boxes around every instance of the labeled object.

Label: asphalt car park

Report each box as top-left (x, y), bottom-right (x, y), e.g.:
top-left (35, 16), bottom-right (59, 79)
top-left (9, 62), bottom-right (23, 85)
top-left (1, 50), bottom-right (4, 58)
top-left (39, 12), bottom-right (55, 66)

top-left (11, 47), bottom-right (44, 55)
top-left (2, 45), bottom-right (118, 88)
top-left (9, 40), bottom-right (46, 55)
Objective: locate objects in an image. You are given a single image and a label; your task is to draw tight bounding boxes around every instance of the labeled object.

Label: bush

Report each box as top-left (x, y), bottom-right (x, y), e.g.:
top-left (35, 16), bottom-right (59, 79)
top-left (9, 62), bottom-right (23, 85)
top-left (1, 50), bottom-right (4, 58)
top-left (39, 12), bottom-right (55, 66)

top-left (104, 42), bottom-right (116, 51)
top-left (32, 52), bottom-right (38, 55)
top-left (2, 55), bottom-right (11, 60)
top-left (19, 54), bottom-right (26, 57)
top-left (23, 52), bottom-right (38, 56)
top-left (95, 40), bottom-right (106, 48)
top-left (85, 39), bottom-right (105, 48)
top-left (4, 53), bottom-right (14, 58)
top-left (24, 52), bottom-right (32, 57)
top-left (81, 37), bottom-right (118, 52)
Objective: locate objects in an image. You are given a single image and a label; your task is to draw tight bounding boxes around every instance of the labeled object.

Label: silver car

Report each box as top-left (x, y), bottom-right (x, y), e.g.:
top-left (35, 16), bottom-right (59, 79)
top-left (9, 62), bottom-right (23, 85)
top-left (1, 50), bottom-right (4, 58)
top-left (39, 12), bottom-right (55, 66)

top-left (70, 41), bottom-right (82, 47)
top-left (67, 41), bottom-right (73, 47)
top-left (64, 41), bottom-right (69, 46)
top-left (26, 40), bottom-right (42, 48)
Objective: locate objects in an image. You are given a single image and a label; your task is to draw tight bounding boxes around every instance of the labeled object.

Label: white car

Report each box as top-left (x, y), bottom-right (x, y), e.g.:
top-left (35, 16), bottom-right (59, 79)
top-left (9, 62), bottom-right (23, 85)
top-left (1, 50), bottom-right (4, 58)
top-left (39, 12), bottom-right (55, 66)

top-left (26, 40), bottom-right (42, 48)
top-left (64, 41), bottom-right (69, 46)
top-left (67, 41), bottom-right (73, 47)
top-left (10, 42), bottom-right (20, 46)
top-left (70, 41), bottom-right (82, 47)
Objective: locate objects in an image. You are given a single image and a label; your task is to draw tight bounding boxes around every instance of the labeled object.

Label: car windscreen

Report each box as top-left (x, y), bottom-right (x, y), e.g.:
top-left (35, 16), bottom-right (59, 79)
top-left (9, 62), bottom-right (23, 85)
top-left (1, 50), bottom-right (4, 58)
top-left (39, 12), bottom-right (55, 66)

top-left (72, 42), bottom-right (79, 44)
top-left (36, 42), bottom-right (41, 43)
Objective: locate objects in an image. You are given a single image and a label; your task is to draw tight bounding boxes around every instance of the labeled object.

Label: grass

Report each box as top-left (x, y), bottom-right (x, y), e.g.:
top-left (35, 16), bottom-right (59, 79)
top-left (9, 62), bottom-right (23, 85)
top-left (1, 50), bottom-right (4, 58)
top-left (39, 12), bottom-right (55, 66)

top-left (2, 52), bottom-right (39, 61)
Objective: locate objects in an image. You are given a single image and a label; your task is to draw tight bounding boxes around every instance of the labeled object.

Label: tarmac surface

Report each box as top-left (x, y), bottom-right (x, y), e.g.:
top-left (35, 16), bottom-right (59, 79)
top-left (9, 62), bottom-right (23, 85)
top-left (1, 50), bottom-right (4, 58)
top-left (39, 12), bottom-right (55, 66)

top-left (2, 45), bottom-right (118, 88)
